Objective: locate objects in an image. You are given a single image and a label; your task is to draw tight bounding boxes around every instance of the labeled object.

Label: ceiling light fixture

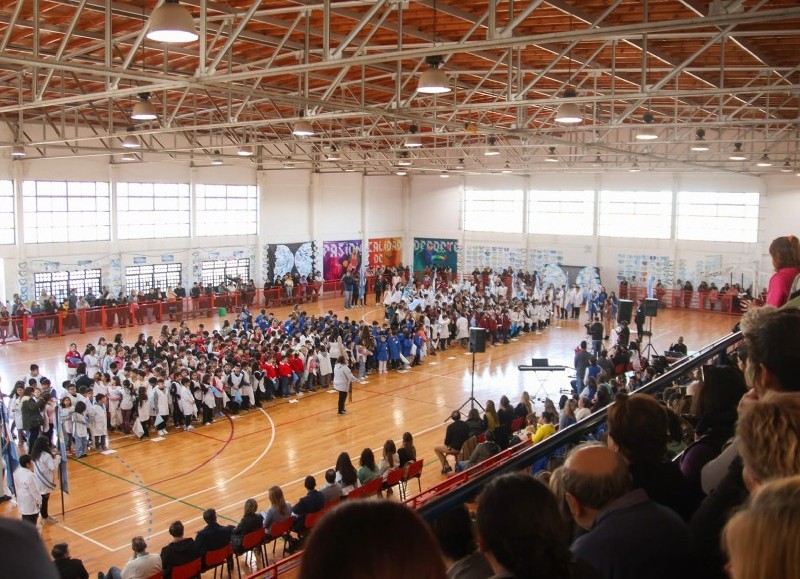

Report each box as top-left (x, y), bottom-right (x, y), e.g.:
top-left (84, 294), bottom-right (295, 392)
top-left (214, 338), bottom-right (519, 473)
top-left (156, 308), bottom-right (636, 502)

top-left (756, 152), bottom-right (773, 167)
top-left (780, 160), bottom-right (793, 173)
top-left (592, 154), bottom-right (603, 167)
top-left (405, 125), bottom-right (422, 148)
top-left (502, 162), bottom-right (512, 174)
top-left (344, 163), bottom-right (356, 172)
top-left (455, 158), bottom-right (465, 170)
top-left (292, 112), bottom-right (314, 137)
top-left (210, 150), bottom-right (223, 165)
top-left (325, 145), bottom-right (341, 162)
top-left (283, 159), bottom-right (296, 169)
top-left (485, 137), bottom-right (500, 156)
top-left (545, 146), bottom-right (559, 162)
top-left (120, 152), bottom-right (138, 162)
top-left (636, 112), bottom-right (658, 140)
top-left (131, 93), bottom-right (157, 121)
top-left (11, 143), bottom-right (26, 158)
top-left (397, 151), bottom-right (413, 166)
top-left (121, 127), bottom-right (141, 149)
top-left (690, 128), bottom-right (709, 152)
top-left (440, 170), bottom-right (450, 178)
top-left (729, 142), bottom-right (747, 161)
top-left (629, 159), bottom-right (641, 172)
top-left (395, 167), bottom-right (407, 176)
top-left (237, 143), bottom-right (254, 157)
top-left (146, 0), bottom-right (198, 43)
top-left (554, 88), bottom-right (582, 124)
top-left (417, 55), bottom-right (451, 94)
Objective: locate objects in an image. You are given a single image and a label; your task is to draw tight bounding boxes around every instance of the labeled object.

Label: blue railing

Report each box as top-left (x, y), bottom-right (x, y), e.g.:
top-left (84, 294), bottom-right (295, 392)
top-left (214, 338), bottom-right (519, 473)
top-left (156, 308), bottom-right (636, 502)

top-left (418, 330), bottom-right (743, 521)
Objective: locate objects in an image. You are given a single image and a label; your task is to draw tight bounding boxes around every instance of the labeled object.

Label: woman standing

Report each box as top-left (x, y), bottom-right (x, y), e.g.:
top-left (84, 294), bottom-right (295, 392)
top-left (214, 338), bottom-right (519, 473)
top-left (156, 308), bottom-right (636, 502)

top-left (332, 355), bottom-right (356, 416)
top-left (9, 382), bottom-right (26, 443)
top-left (21, 387), bottom-right (45, 450)
top-left (31, 436), bottom-right (61, 524)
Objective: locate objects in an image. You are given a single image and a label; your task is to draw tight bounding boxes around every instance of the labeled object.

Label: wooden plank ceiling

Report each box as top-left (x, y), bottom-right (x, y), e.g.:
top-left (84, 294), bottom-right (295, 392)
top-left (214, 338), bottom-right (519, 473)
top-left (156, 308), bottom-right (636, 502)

top-left (0, 0), bottom-right (799, 173)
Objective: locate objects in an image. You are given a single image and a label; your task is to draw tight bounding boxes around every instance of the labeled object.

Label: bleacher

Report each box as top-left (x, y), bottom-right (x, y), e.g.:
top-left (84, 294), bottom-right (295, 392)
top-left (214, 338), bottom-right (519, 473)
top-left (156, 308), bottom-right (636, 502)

top-left (243, 330), bottom-right (744, 578)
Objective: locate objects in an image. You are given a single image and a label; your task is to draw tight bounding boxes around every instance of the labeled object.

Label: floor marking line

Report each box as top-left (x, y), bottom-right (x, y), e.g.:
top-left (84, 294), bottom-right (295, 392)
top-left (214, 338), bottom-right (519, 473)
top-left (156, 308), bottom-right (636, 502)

top-left (58, 523), bottom-right (116, 552)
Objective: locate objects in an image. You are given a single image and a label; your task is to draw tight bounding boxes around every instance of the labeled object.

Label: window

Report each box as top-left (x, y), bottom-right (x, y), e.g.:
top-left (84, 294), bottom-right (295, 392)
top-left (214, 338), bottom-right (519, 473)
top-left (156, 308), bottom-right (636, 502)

top-left (529, 190), bottom-right (594, 236)
top-left (125, 264), bottom-right (183, 294)
top-left (117, 183), bottom-right (190, 239)
top-left (34, 269), bottom-right (101, 304)
top-left (201, 258), bottom-right (250, 287)
top-left (0, 180), bottom-right (14, 244)
top-left (598, 190), bottom-right (672, 239)
top-left (677, 191), bottom-right (759, 243)
top-left (22, 181), bottom-right (110, 243)
top-left (464, 189), bottom-right (524, 233)
top-left (195, 184), bottom-right (257, 236)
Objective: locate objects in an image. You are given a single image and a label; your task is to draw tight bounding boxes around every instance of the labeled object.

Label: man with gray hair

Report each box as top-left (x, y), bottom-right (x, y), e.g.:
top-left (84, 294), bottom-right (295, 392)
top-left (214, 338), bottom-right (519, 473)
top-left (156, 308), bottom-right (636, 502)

top-left (98, 536), bottom-right (162, 579)
top-left (562, 443), bottom-right (688, 579)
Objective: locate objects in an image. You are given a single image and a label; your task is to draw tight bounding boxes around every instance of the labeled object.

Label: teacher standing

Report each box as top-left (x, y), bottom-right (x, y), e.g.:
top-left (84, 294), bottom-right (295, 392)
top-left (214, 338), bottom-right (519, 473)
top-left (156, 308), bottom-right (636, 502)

top-left (333, 356), bottom-right (356, 416)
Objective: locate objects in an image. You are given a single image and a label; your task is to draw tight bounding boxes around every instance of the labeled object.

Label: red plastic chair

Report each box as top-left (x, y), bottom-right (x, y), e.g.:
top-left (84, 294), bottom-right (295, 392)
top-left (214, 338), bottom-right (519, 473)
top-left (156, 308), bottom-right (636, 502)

top-left (403, 459), bottom-right (424, 497)
top-left (234, 528), bottom-right (266, 577)
top-left (356, 476), bottom-right (383, 498)
top-left (510, 417), bottom-right (525, 432)
top-left (265, 516), bottom-right (295, 558)
top-left (203, 543), bottom-right (232, 578)
top-left (384, 468), bottom-right (405, 500)
top-left (171, 557), bottom-right (202, 579)
top-left (303, 508), bottom-right (325, 531)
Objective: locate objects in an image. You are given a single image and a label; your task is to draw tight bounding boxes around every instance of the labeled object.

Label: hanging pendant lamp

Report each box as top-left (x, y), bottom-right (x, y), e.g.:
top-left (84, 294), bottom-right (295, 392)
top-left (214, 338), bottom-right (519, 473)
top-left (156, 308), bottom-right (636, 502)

top-left (146, 0), bottom-right (198, 43)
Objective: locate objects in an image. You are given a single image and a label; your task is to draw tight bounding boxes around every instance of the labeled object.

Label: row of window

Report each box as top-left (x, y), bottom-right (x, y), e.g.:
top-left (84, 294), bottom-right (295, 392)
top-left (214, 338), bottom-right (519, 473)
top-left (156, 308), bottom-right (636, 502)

top-left (0, 181), bottom-right (258, 244)
top-left (33, 259), bottom-right (251, 304)
top-left (464, 190), bottom-right (760, 242)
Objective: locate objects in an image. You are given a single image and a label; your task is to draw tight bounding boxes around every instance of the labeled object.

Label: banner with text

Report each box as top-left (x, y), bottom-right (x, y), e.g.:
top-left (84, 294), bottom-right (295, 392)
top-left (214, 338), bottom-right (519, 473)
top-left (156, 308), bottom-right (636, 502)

top-left (323, 239), bottom-right (362, 281)
top-left (413, 237), bottom-right (459, 274)
top-left (368, 237), bottom-right (403, 269)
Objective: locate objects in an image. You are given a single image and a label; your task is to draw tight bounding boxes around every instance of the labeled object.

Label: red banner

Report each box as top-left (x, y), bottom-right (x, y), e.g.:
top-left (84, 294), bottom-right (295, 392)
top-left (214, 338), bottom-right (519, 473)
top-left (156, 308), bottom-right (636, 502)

top-left (368, 237), bottom-right (403, 268)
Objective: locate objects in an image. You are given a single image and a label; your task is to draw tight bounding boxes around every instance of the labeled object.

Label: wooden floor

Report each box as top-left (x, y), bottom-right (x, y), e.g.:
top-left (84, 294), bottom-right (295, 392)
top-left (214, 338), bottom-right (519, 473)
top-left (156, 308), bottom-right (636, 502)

top-left (0, 298), bottom-right (736, 576)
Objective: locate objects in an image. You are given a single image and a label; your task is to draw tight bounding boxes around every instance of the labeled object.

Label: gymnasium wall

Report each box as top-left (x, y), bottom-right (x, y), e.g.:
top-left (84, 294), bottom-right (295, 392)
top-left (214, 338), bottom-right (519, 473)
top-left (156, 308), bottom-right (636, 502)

top-left (0, 147), bottom-right (797, 300)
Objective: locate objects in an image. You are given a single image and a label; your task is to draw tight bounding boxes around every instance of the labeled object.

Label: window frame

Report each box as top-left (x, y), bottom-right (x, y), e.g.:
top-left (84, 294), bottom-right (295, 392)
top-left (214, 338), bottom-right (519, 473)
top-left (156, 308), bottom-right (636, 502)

top-left (117, 182), bottom-right (191, 239)
top-left (201, 258), bottom-right (250, 288)
top-left (463, 189), bottom-right (525, 233)
top-left (125, 263), bottom-right (183, 294)
top-left (676, 191), bottom-right (759, 243)
top-left (529, 189), bottom-right (595, 236)
top-left (22, 180), bottom-right (111, 243)
top-left (34, 268), bottom-right (102, 304)
top-left (598, 190), bottom-right (673, 240)
top-left (195, 184), bottom-right (258, 237)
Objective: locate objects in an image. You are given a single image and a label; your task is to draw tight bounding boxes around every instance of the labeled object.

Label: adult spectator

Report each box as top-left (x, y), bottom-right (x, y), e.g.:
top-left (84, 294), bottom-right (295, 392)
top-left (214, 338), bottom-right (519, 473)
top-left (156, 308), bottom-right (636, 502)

top-left (670, 336), bottom-right (688, 356)
top-left (588, 319), bottom-right (603, 357)
top-left (476, 472), bottom-right (598, 579)
top-left (764, 235), bottom-right (800, 307)
top-left (434, 411), bottom-right (472, 474)
top-left (531, 411), bottom-right (558, 444)
top-left (231, 498), bottom-right (264, 560)
top-left (690, 307), bottom-right (800, 579)
top-left (357, 447), bottom-right (380, 485)
top-left (573, 342), bottom-right (592, 394)
top-left (397, 432), bottom-right (417, 467)
top-left (334, 452), bottom-right (360, 496)
top-left (679, 366), bottom-right (746, 500)
top-left (51, 543), bottom-right (89, 579)
top-left (292, 475), bottom-right (325, 533)
top-left (455, 430), bottom-right (500, 472)
top-left (607, 393), bottom-right (696, 521)
top-left (430, 504), bottom-right (493, 579)
top-left (262, 485), bottom-right (294, 539)
top-left (634, 299), bottom-right (646, 341)
top-left (13, 454), bottom-right (40, 525)
top-left (98, 536), bottom-right (162, 579)
top-left (320, 469), bottom-right (343, 503)
top-left (562, 444), bottom-right (688, 579)
top-left (20, 386), bottom-right (45, 449)
top-left (737, 391), bottom-right (800, 493)
top-left (298, 501), bottom-right (446, 579)
top-left (723, 476), bottom-right (800, 579)
top-left (159, 521), bottom-right (201, 579)
top-left (194, 509), bottom-right (233, 569)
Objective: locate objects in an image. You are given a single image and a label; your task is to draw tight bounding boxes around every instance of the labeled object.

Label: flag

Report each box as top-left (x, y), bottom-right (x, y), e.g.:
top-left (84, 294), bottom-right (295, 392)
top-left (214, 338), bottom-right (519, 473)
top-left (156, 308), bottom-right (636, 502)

top-left (512, 270), bottom-right (518, 299)
top-left (431, 268), bottom-right (437, 294)
top-left (0, 399), bottom-right (19, 496)
top-left (55, 411), bottom-right (69, 494)
top-left (535, 272), bottom-right (542, 300)
top-left (647, 272), bottom-right (654, 299)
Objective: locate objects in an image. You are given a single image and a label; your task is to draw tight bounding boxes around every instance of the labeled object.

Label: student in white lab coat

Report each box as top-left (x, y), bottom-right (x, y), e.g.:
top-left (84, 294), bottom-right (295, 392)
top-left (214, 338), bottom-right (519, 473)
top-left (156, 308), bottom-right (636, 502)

top-left (13, 455), bottom-right (41, 525)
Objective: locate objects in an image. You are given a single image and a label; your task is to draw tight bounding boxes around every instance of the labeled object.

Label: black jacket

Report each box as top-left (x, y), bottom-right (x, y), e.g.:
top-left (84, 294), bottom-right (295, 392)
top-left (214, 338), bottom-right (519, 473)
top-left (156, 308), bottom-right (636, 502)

top-left (444, 419), bottom-right (471, 451)
top-left (160, 538), bottom-right (201, 579)
top-left (195, 521), bottom-right (233, 557)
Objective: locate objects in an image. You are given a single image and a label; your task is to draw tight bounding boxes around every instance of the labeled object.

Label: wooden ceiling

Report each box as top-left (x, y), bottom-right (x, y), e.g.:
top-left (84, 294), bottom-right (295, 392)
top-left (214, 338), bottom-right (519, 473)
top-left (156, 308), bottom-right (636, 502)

top-left (1, 0), bottom-right (799, 173)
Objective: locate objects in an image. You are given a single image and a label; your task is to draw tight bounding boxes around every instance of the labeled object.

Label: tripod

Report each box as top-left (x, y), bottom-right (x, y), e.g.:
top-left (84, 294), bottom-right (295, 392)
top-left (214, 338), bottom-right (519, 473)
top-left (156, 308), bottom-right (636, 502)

top-left (641, 316), bottom-right (658, 361)
top-left (457, 349), bottom-right (485, 414)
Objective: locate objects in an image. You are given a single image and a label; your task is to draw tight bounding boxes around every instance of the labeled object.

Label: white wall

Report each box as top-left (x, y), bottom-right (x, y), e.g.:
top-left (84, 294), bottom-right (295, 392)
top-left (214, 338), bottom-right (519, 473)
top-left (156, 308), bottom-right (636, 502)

top-left (0, 147), bottom-right (797, 302)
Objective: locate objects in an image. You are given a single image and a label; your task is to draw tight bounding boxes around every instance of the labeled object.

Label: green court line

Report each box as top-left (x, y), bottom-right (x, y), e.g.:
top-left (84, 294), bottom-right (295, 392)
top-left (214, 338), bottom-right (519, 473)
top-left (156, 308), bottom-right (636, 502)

top-left (72, 458), bottom-right (239, 523)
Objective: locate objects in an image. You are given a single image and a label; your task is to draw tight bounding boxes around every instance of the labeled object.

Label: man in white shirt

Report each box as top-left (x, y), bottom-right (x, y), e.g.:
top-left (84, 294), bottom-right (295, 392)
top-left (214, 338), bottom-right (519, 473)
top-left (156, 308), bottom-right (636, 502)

top-left (99, 536), bottom-right (162, 579)
top-left (13, 455), bottom-right (41, 525)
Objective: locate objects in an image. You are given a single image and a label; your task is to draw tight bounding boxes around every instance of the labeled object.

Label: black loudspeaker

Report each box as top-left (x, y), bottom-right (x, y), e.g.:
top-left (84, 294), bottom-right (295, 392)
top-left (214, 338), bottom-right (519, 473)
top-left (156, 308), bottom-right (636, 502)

top-left (469, 327), bottom-right (487, 353)
top-left (617, 300), bottom-right (633, 324)
top-left (645, 298), bottom-right (658, 317)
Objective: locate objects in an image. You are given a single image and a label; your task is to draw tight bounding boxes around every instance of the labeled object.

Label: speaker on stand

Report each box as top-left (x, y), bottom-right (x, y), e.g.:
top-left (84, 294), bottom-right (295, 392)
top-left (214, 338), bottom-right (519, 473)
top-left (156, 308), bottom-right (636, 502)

top-left (642, 299), bottom-right (659, 361)
top-left (459, 328), bottom-right (487, 413)
top-left (617, 299), bottom-right (633, 324)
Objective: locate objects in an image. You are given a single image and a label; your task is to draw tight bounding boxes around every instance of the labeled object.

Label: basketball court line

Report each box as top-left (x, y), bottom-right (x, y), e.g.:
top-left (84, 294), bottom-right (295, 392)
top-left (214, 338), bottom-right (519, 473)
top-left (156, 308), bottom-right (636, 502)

top-left (72, 407), bottom-right (276, 545)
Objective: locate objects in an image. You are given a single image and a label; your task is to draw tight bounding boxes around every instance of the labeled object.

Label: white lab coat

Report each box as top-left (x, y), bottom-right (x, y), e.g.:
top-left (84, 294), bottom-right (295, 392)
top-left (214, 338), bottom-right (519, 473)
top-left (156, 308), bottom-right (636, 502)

top-left (13, 467), bottom-right (41, 515)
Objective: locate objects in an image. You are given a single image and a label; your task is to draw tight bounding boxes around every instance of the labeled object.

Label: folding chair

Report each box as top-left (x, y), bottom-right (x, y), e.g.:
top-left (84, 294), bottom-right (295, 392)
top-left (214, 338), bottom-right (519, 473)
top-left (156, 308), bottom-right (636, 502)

top-left (357, 476), bottom-right (383, 498)
top-left (204, 544), bottom-right (233, 578)
top-left (171, 557), bottom-right (202, 579)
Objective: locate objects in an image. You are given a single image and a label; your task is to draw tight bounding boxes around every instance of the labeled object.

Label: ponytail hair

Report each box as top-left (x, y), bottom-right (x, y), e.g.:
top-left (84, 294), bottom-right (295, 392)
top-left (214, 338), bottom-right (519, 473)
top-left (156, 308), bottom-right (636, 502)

top-left (769, 235), bottom-right (800, 270)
